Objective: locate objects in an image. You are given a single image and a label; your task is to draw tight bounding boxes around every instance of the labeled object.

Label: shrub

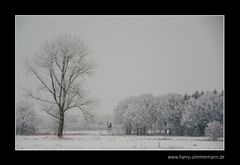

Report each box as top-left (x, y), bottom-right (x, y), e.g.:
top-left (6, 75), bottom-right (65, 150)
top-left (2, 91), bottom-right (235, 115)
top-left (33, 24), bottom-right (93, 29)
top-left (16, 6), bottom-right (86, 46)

top-left (16, 101), bottom-right (38, 135)
top-left (205, 121), bottom-right (223, 140)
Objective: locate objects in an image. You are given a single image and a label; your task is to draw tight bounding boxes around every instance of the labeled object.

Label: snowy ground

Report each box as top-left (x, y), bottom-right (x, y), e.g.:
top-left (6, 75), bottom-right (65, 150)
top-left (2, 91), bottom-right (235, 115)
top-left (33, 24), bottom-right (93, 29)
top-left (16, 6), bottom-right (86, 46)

top-left (15, 131), bottom-right (223, 150)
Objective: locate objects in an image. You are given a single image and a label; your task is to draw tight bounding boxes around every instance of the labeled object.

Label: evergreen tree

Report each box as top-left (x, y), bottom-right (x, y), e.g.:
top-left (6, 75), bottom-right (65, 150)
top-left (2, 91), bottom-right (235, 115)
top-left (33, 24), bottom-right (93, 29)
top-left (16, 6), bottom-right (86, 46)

top-left (192, 90), bottom-right (200, 99)
top-left (220, 90), bottom-right (224, 96)
top-left (200, 91), bottom-right (204, 97)
top-left (184, 93), bottom-right (190, 101)
top-left (213, 89), bottom-right (218, 95)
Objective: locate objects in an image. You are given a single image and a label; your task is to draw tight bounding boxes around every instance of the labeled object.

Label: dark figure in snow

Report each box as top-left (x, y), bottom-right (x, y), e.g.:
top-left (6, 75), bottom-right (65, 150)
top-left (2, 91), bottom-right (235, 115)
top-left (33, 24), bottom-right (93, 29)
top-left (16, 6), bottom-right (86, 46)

top-left (107, 123), bottom-right (112, 129)
top-left (107, 123), bottom-right (112, 135)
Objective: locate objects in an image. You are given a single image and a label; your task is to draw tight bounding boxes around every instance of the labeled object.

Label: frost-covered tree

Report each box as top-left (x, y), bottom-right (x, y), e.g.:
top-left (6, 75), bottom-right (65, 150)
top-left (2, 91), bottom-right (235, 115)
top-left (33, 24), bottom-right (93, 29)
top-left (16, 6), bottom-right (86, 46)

top-left (113, 90), bottom-right (223, 136)
top-left (155, 95), bottom-right (167, 133)
top-left (199, 91), bottom-right (204, 97)
top-left (16, 101), bottom-right (38, 135)
top-left (184, 93), bottom-right (191, 101)
top-left (113, 94), bottom-right (156, 135)
top-left (180, 97), bottom-right (202, 136)
top-left (155, 94), bottom-right (185, 135)
top-left (192, 90), bottom-right (200, 99)
top-left (114, 93), bottom-right (185, 135)
top-left (113, 97), bottom-right (134, 134)
top-left (181, 91), bottom-right (223, 136)
top-left (205, 121), bottom-right (223, 140)
top-left (26, 35), bottom-right (96, 138)
top-left (144, 95), bottom-right (158, 134)
top-left (220, 90), bottom-right (224, 96)
top-left (213, 89), bottom-right (218, 95)
top-left (133, 94), bottom-right (156, 135)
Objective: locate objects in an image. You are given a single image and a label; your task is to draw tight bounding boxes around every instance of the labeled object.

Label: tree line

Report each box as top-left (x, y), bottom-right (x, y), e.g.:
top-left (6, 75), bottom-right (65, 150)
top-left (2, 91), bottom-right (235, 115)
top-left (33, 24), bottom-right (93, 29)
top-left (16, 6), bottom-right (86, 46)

top-left (113, 90), bottom-right (223, 138)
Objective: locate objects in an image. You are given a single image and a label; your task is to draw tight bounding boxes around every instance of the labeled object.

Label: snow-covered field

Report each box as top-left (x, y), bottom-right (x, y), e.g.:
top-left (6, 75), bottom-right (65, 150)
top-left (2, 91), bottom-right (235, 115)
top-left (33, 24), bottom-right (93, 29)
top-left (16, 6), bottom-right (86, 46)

top-left (15, 131), bottom-right (223, 150)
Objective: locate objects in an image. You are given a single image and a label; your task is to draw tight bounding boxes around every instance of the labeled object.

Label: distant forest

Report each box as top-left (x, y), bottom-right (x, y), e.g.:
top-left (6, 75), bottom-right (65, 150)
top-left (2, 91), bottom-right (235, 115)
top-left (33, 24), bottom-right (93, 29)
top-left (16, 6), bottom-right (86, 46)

top-left (113, 90), bottom-right (223, 138)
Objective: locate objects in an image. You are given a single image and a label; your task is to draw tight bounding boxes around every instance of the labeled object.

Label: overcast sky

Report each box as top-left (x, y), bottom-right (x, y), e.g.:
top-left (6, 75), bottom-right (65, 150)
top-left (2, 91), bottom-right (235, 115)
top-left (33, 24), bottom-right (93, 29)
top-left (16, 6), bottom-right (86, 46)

top-left (15, 15), bottom-right (223, 115)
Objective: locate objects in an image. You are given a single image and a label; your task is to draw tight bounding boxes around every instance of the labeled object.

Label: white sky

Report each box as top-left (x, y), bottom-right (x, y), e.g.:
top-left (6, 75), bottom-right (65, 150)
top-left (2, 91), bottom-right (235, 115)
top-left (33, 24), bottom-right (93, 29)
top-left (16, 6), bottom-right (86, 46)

top-left (15, 15), bottom-right (224, 115)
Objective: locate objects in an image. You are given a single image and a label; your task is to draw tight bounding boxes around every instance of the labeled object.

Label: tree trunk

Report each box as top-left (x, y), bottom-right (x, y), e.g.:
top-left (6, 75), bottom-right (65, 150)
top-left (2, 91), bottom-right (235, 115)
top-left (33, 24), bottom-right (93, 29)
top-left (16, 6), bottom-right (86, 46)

top-left (57, 110), bottom-right (64, 138)
top-left (153, 124), bottom-right (156, 135)
top-left (164, 122), bottom-right (167, 135)
top-left (18, 124), bottom-right (23, 135)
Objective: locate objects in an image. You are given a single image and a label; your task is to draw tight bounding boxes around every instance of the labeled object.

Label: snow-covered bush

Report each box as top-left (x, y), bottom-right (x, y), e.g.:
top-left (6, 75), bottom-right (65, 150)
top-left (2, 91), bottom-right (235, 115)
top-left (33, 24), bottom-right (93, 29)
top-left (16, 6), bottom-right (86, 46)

top-left (205, 121), bottom-right (223, 140)
top-left (16, 101), bottom-right (38, 135)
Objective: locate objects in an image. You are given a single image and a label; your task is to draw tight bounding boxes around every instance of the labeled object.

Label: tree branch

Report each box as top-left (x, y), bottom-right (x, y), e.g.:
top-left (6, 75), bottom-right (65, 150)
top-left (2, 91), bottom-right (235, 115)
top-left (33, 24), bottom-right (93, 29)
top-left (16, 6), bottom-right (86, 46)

top-left (51, 65), bottom-right (62, 88)
top-left (59, 56), bottom-right (67, 106)
top-left (28, 93), bottom-right (56, 104)
top-left (64, 100), bottom-right (93, 112)
top-left (54, 56), bottom-right (63, 72)
top-left (28, 65), bottom-right (55, 96)
top-left (64, 105), bottom-right (89, 120)
top-left (45, 110), bottom-right (61, 119)
top-left (49, 65), bottom-right (60, 106)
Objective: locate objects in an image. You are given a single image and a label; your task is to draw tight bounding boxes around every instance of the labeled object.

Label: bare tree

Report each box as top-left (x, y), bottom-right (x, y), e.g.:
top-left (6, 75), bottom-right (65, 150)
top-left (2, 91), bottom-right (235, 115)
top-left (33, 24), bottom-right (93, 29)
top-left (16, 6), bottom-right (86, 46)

top-left (26, 35), bottom-right (96, 138)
